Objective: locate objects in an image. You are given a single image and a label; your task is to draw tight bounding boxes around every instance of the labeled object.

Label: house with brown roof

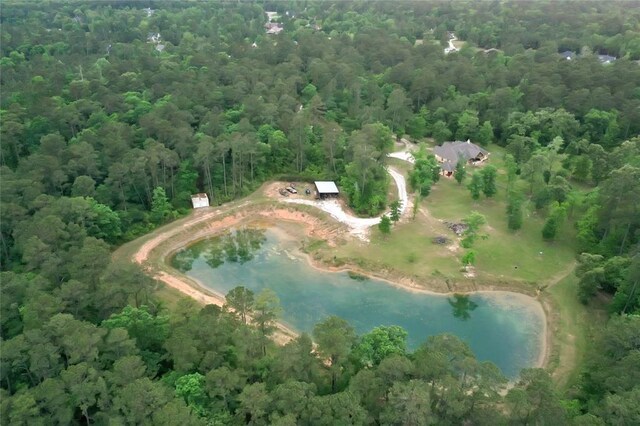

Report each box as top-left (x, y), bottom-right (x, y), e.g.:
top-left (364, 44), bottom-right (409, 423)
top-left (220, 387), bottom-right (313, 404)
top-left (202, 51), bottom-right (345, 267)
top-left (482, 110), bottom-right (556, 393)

top-left (433, 140), bottom-right (489, 177)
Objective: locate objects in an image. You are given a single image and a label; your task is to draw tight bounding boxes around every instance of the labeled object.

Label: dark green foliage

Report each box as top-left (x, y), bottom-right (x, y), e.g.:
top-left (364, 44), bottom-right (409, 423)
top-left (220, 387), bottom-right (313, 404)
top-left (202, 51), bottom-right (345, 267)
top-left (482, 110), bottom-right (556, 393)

top-left (480, 165), bottom-right (498, 198)
top-left (579, 314), bottom-right (640, 424)
top-left (542, 202), bottom-right (567, 241)
top-left (468, 173), bottom-right (482, 200)
top-left (389, 200), bottom-right (401, 222)
top-left (454, 160), bottom-right (466, 185)
top-left (224, 286), bottom-right (255, 324)
top-left (506, 191), bottom-right (524, 231)
top-left (1, 1), bottom-right (640, 423)
top-left (408, 147), bottom-right (441, 198)
top-left (378, 215), bottom-right (391, 236)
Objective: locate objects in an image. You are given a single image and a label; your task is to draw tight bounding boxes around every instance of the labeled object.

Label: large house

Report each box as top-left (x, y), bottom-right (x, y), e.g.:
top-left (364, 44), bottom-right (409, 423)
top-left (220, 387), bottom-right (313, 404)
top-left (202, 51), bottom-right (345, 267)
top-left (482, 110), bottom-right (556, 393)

top-left (433, 140), bottom-right (489, 177)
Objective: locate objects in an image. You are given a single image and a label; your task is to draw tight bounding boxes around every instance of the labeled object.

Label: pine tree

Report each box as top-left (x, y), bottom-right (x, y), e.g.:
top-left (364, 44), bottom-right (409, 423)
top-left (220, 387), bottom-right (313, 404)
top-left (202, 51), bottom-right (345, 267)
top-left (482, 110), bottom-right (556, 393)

top-left (389, 201), bottom-right (401, 222)
top-left (379, 216), bottom-right (391, 236)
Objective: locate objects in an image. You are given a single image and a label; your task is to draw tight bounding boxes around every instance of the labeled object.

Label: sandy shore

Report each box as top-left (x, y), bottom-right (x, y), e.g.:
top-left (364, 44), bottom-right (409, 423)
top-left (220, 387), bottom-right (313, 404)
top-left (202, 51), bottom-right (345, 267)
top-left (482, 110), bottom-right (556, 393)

top-left (130, 204), bottom-right (549, 369)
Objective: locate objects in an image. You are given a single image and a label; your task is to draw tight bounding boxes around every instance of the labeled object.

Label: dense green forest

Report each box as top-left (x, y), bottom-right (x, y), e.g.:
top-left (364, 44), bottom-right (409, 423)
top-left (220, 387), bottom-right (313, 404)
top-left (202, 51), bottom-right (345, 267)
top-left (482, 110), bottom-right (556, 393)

top-left (1, 1), bottom-right (639, 424)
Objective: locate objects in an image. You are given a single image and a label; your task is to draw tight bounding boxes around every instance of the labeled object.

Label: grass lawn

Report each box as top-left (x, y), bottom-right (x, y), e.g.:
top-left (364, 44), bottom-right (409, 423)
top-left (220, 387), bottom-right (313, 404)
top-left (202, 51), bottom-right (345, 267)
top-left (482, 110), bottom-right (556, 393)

top-left (329, 145), bottom-right (579, 288)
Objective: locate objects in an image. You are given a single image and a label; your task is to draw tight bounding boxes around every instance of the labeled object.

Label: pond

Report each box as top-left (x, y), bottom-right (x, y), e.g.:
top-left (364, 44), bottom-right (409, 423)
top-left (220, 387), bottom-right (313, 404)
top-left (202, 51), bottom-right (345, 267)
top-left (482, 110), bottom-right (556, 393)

top-left (170, 226), bottom-right (545, 378)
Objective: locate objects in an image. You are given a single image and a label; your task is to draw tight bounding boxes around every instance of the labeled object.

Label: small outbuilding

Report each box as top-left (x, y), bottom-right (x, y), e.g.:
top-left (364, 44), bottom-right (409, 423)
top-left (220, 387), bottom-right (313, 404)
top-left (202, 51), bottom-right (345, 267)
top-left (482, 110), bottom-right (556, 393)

top-left (314, 181), bottom-right (339, 199)
top-left (191, 193), bottom-right (210, 209)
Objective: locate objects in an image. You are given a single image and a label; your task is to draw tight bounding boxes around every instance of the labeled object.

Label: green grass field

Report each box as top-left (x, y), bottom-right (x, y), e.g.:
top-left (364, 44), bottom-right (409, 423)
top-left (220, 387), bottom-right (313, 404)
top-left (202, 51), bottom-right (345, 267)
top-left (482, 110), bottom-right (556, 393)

top-left (329, 146), bottom-right (578, 288)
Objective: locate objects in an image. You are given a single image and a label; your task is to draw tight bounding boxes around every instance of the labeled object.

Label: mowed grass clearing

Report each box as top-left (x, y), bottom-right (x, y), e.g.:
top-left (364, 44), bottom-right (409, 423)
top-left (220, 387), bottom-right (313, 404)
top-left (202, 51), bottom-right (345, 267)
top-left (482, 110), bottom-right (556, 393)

top-left (328, 145), bottom-right (578, 288)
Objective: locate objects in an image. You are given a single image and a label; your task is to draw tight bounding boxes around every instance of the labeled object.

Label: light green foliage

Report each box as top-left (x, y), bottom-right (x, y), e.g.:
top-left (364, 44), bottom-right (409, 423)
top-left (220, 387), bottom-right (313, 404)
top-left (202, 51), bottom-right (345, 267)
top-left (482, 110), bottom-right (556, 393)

top-left (175, 373), bottom-right (208, 417)
top-left (301, 83), bottom-right (318, 104)
top-left (461, 250), bottom-right (476, 265)
top-left (409, 145), bottom-right (440, 196)
top-left (150, 187), bottom-right (174, 225)
top-left (102, 306), bottom-right (169, 360)
top-left (542, 202), bottom-right (567, 241)
top-left (352, 325), bottom-right (408, 367)
top-left (461, 211), bottom-right (487, 248)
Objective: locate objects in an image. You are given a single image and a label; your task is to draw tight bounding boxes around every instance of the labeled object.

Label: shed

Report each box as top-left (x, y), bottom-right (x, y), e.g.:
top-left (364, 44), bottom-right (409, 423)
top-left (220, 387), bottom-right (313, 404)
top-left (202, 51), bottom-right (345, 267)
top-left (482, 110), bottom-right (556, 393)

top-left (191, 193), bottom-right (210, 209)
top-left (314, 181), bottom-right (339, 199)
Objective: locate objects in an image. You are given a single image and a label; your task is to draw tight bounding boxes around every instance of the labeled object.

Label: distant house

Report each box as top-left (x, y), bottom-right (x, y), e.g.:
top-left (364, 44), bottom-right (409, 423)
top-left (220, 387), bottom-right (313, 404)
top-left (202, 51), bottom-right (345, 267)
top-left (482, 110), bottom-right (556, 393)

top-left (265, 22), bottom-right (284, 35)
top-left (314, 181), bottom-right (339, 199)
top-left (191, 193), bottom-right (210, 209)
top-left (597, 54), bottom-right (617, 64)
top-left (559, 50), bottom-right (576, 60)
top-left (433, 140), bottom-right (489, 177)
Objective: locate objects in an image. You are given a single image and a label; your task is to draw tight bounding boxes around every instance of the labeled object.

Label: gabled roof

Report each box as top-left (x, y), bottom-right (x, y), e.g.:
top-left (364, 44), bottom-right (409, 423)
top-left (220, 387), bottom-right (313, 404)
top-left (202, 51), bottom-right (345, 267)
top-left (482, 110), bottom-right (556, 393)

top-left (314, 181), bottom-right (339, 194)
top-left (560, 51), bottom-right (576, 60)
top-left (433, 140), bottom-right (489, 166)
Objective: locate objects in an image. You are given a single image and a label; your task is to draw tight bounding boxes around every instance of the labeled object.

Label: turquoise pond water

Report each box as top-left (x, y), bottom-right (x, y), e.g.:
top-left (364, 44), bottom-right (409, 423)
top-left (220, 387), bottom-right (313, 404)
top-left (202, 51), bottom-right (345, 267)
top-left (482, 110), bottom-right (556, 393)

top-left (170, 227), bottom-right (545, 378)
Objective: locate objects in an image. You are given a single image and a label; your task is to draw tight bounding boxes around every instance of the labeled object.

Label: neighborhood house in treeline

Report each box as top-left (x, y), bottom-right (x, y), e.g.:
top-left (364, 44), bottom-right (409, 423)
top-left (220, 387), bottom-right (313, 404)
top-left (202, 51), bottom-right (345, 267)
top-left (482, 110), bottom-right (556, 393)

top-left (433, 140), bottom-right (490, 177)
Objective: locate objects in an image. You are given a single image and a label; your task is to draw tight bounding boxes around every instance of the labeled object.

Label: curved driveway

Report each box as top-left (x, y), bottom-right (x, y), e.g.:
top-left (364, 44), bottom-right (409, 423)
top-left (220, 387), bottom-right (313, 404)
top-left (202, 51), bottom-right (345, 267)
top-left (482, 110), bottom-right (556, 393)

top-left (283, 148), bottom-right (414, 240)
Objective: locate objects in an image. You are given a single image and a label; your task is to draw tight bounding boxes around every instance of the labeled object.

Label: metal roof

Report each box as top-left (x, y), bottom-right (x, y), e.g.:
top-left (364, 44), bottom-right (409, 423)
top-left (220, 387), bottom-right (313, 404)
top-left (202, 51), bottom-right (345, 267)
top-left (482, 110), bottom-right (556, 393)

top-left (314, 181), bottom-right (339, 194)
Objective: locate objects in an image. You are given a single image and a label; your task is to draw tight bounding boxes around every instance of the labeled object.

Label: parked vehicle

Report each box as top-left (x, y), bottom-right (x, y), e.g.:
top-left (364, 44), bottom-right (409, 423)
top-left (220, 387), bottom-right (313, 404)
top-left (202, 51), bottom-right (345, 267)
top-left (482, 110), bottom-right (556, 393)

top-left (286, 186), bottom-right (297, 194)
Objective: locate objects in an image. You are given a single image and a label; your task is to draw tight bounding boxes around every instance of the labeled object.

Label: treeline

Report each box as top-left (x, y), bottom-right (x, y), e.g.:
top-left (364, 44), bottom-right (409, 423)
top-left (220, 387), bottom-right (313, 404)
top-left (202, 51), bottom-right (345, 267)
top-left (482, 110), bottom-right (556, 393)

top-left (0, 282), bottom-right (568, 425)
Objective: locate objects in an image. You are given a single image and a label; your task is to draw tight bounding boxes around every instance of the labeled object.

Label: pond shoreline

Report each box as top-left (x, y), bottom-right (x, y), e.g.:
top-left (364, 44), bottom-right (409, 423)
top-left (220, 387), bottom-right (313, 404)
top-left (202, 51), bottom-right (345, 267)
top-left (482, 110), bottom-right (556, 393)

top-left (130, 203), bottom-right (550, 371)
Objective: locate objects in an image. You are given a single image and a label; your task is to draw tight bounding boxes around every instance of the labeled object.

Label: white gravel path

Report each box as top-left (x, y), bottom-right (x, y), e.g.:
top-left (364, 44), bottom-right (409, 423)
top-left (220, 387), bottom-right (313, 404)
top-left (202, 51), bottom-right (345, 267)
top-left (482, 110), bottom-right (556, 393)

top-left (283, 148), bottom-right (414, 240)
top-left (388, 151), bottom-right (415, 164)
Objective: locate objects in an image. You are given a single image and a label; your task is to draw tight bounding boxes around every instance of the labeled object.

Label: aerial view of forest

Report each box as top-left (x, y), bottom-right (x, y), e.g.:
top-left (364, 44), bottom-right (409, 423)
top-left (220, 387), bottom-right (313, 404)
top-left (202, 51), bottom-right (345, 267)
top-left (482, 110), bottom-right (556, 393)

top-left (1, 1), bottom-right (639, 424)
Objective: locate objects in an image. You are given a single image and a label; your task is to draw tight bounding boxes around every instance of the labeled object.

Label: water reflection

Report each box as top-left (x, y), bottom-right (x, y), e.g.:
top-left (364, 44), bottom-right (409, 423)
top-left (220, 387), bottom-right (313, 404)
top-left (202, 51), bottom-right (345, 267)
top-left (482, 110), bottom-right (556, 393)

top-left (171, 227), bottom-right (544, 378)
top-left (173, 228), bottom-right (266, 272)
top-left (448, 294), bottom-right (478, 321)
